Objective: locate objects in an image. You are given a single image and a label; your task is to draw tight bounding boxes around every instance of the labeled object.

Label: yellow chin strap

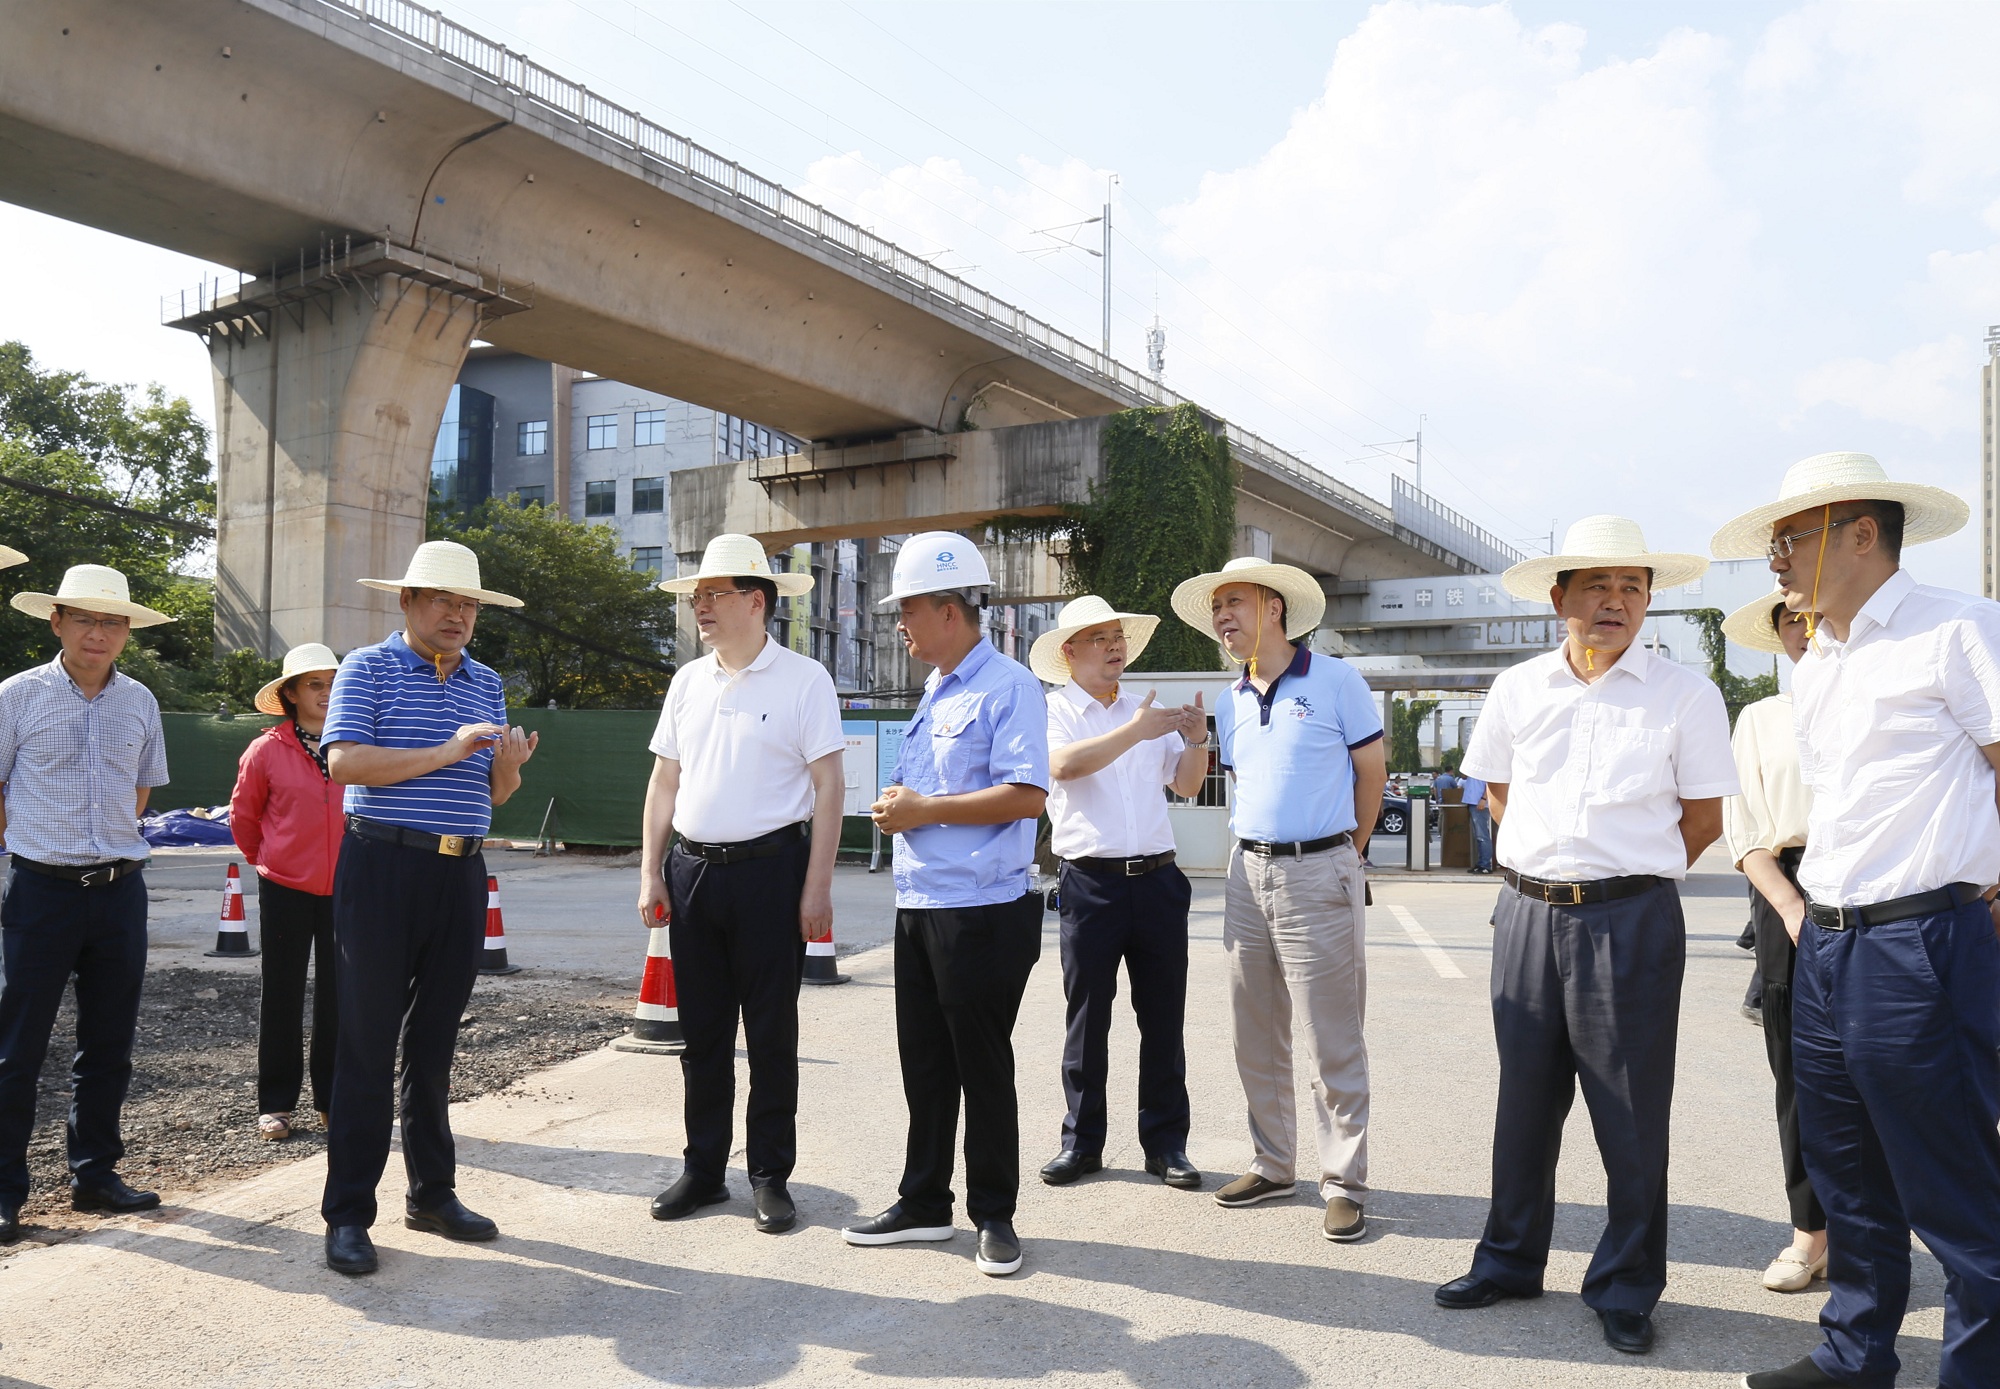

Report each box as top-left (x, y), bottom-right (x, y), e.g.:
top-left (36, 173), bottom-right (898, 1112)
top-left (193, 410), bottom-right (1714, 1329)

top-left (1222, 590), bottom-right (1270, 680)
top-left (1584, 645), bottom-right (1596, 672)
top-left (404, 628), bottom-right (450, 684)
top-left (1805, 503), bottom-right (1830, 644)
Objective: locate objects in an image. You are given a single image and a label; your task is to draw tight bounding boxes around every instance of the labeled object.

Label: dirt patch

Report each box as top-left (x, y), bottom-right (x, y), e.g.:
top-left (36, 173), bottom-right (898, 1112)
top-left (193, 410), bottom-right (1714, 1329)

top-left (8, 965), bottom-right (633, 1243)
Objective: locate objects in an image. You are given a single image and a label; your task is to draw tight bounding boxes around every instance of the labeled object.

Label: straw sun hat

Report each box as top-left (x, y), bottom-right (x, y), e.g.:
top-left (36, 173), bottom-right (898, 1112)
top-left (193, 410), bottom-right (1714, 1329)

top-left (358, 540), bottom-right (522, 607)
top-left (1169, 558), bottom-right (1327, 640)
top-left (1499, 516), bottom-right (1709, 603)
top-left (1028, 595), bottom-right (1161, 685)
top-left (9, 563), bottom-right (173, 627)
top-left (658, 533), bottom-right (813, 597)
top-left (0, 544), bottom-right (24, 570)
top-left (253, 643), bottom-right (341, 716)
top-left (1721, 591), bottom-right (1796, 656)
top-left (1710, 452), bottom-right (1968, 560)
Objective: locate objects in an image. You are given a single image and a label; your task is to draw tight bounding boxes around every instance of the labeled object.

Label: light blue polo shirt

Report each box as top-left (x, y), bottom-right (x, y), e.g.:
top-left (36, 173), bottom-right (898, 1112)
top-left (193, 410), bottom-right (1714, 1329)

top-left (322, 631), bottom-right (509, 837)
top-left (890, 637), bottom-right (1049, 908)
top-left (1217, 645), bottom-right (1384, 843)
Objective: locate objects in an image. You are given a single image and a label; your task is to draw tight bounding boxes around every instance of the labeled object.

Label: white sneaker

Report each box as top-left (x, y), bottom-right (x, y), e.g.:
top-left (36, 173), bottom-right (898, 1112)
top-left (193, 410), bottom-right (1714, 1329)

top-left (1761, 1243), bottom-right (1827, 1292)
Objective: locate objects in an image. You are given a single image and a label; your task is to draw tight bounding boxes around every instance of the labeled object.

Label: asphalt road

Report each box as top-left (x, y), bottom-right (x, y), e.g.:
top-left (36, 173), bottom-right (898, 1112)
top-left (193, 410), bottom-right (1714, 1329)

top-left (0, 848), bottom-right (1948, 1388)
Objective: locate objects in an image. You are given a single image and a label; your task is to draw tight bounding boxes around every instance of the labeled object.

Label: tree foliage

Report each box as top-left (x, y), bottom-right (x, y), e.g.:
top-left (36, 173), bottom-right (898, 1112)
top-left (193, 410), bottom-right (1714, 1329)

top-left (1688, 607), bottom-right (1781, 727)
top-left (1389, 696), bottom-right (1441, 773)
top-left (1063, 404), bottom-right (1237, 672)
top-left (430, 496), bottom-right (677, 708)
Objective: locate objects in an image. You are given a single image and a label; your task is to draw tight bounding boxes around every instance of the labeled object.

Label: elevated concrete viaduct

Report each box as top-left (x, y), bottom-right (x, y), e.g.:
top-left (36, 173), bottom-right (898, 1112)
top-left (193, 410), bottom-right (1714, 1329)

top-left (0, 0), bottom-right (1518, 651)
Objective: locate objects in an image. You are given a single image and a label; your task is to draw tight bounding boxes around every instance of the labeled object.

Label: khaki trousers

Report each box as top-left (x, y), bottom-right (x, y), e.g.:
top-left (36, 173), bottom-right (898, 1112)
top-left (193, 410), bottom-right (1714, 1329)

top-left (1224, 841), bottom-right (1369, 1201)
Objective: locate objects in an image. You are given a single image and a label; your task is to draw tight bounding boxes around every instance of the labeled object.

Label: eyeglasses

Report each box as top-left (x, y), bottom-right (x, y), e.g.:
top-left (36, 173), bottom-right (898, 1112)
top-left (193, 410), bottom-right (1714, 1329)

top-left (1069, 632), bottom-right (1128, 651)
top-left (688, 588), bottom-right (754, 607)
top-left (57, 611), bottom-right (131, 634)
top-left (1767, 516), bottom-right (1857, 561)
top-left (420, 592), bottom-right (481, 617)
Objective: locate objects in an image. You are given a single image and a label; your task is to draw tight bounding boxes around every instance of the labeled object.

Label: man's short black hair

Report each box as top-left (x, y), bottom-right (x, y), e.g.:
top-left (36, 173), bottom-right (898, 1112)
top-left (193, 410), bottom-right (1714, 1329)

top-left (1834, 499), bottom-right (1905, 562)
top-left (1259, 584), bottom-right (1287, 627)
top-left (1554, 567), bottom-right (1654, 592)
top-left (736, 576), bottom-right (779, 617)
top-left (921, 590), bottom-right (982, 625)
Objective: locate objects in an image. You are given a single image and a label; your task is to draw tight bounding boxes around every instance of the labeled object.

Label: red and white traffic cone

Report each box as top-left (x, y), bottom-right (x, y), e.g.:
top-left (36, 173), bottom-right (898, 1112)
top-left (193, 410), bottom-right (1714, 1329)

top-left (205, 862), bottom-right (258, 958)
top-left (801, 918), bottom-right (848, 986)
top-left (612, 915), bottom-right (684, 1055)
top-left (477, 875), bottom-right (521, 975)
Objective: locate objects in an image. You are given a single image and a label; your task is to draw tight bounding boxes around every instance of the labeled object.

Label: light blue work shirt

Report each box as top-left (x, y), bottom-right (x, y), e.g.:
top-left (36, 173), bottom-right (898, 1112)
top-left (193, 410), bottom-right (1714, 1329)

top-left (1217, 645), bottom-right (1384, 843)
top-left (1459, 775), bottom-right (1488, 808)
top-left (890, 637), bottom-right (1048, 908)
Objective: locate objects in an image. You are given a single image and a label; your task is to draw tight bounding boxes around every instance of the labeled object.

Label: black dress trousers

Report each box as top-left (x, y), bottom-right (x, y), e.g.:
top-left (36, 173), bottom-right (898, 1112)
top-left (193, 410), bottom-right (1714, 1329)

top-left (1055, 860), bottom-right (1192, 1158)
top-left (665, 835), bottom-right (809, 1190)
top-left (320, 831), bottom-right (487, 1228)
top-left (894, 891), bottom-right (1044, 1225)
top-left (1470, 880), bottom-right (1685, 1314)
top-left (255, 874), bottom-right (338, 1117)
top-left (1748, 846), bottom-right (1824, 1234)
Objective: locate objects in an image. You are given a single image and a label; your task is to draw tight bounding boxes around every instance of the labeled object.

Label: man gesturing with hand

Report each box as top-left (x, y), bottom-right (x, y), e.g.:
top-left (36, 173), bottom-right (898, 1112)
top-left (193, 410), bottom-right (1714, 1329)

top-left (318, 542), bottom-right (536, 1277)
top-left (1029, 597), bottom-right (1209, 1193)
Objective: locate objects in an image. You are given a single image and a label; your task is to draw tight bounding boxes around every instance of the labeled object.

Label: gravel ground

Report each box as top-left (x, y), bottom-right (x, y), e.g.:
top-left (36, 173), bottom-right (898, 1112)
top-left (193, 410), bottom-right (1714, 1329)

top-left (16, 965), bottom-right (633, 1235)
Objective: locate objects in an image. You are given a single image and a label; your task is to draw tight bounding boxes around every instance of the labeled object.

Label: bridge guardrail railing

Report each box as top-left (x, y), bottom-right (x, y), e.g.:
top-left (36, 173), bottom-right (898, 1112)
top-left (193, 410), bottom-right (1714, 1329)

top-left (306, 0), bottom-right (1500, 566)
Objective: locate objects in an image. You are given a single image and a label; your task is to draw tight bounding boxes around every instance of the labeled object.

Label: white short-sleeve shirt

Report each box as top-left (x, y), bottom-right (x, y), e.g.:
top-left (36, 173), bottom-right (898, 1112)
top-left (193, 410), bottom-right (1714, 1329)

top-left (649, 638), bottom-right (846, 844)
top-left (1462, 643), bottom-right (1739, 881)
top-left (1793, 568), bottom-right (2000, 905)
top-left (1045, 681), bottom-right (1184, 860)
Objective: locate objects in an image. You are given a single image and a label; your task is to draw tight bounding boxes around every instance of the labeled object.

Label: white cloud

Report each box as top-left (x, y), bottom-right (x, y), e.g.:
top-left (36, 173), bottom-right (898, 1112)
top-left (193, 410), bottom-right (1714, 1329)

top-left (1793, 337), bottom-right (1974, 435)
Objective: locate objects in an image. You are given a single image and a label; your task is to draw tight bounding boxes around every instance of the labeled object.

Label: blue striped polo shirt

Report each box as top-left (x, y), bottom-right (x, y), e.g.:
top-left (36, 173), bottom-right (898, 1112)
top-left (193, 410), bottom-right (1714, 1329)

top-left (322, 631), bottom-right (508, 836)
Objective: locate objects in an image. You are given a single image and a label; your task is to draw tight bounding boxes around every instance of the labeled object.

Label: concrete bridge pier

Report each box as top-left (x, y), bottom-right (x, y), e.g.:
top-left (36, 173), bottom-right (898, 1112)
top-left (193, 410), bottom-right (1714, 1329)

top-left (171, 243), bottom-right (526, 655)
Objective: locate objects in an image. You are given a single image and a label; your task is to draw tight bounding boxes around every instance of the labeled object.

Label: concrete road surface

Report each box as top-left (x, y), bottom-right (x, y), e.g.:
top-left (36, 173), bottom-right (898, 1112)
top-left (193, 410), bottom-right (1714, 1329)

top-left (0, 849), bottom-right (1948, 1387)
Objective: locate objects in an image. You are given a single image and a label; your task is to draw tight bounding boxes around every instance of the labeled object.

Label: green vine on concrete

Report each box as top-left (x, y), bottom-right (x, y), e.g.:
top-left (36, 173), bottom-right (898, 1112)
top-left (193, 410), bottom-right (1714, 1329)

top-left (1389, 696), bottom-right (1440, 773)
top-left (1688, 607), bottom-right (1780, 727)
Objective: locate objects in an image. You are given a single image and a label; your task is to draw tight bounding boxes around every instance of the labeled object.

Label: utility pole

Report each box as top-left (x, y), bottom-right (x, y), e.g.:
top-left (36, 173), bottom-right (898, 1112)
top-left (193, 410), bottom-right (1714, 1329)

top-left (1101, 173), bottom-right (1118, 359)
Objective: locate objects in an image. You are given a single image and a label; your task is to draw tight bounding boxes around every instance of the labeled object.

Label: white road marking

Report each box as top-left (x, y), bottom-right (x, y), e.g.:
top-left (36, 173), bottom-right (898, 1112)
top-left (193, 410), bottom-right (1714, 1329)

top-left (1387, 904), bottom-right (1467, 980)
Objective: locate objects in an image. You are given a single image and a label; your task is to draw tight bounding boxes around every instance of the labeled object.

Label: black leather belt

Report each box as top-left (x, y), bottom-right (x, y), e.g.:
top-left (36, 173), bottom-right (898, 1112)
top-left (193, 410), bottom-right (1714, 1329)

top-left (1066, 850), bottom-right (1177, 877)
top-left (1806, 882), bottom-right (1984, 931)
top-left (676, 822), bottom-right (809, 865)
top-left (1238, 833), bottom-right (1352, 859)
top-left (10, 856), bottom-right (144, 888)
top-left (347, 816), bottom-right (484, 858)
top-left (1503, 868), bottom-right (1663, 906)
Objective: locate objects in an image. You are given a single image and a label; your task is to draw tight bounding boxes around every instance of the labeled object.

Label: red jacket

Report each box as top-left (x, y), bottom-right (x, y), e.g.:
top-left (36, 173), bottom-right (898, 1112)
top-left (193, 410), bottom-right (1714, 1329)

top-left (230, 721), bottom-right (345, 898)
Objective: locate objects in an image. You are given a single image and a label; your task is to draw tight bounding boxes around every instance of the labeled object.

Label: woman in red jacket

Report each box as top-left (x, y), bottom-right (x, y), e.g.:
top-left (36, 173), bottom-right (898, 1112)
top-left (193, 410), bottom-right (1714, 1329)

top-left (230, 644), bottom-right (345, 1142)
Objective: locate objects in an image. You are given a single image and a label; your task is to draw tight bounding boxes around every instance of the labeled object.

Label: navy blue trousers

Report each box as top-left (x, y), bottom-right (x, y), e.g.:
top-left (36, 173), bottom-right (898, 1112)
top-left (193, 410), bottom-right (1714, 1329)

top-left (1055, 861), bottom-right (1192, 1158)
top-left (320, 832), bottom-right (486, 1227)
top-left (666, 838), bottom-right (808, 1190)
top-left (1793, 900), bottom-right (2000, 1389)
top-left (0, 866), bottom-right (148, 1204)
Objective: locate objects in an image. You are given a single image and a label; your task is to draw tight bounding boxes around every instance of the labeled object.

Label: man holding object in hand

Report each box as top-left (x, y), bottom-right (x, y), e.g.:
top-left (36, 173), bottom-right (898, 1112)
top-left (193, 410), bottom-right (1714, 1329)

top-left (317, 542), bottom-right (537, 1277)
top-left (1029, 596), bottom-right (1209, 1192)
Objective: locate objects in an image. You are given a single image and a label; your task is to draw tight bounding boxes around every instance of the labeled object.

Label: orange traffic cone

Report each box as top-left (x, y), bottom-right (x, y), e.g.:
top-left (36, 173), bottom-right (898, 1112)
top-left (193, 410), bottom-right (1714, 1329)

top-left (205, 862), bottom-right (258, 958)
top-left (801, 918), bottom-right (848, 986)
top-left (477, 876), bottom-right (521, 975)
top-left (612, 915), bottom-right (684, 1055)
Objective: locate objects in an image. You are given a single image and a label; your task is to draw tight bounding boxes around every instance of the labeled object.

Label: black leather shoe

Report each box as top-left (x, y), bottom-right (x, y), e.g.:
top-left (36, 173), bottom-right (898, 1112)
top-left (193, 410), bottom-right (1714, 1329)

top-left (1144, 1151), bottom-right (1202, 1189)
top-left (404, 1194), bottom-right (498, 1242)
top-left (842, 1204), bottom-right (954, 1245)
top-left (651, 1172), bottom-right (729, 1221)
top-left (70, 1173), bottom-right (160, 1213)
top-left (1434, 1273), bottom-right (1541, 1309)
top-left (974, 1218), bottom-right (1022, 1276)
top-left (753, 1185), bottom-right (796, 1234)
top-left (1039, 1150), bottom-right (1102, 1186)
top-left (1599, 1308), bottom-right (1655, 1354)
top-left (325, 1224), bottom-right (378, 1275)
top-left (1741, 1355), bottom-right (1842, 1388)
top-left (0, 1199), bottom-right (20, 1244)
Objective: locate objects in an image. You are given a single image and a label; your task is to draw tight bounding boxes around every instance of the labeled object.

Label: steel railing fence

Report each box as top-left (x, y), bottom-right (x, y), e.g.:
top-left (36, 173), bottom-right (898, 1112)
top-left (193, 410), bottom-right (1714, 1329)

top-left (298, 0), bottom-right (1507, 567)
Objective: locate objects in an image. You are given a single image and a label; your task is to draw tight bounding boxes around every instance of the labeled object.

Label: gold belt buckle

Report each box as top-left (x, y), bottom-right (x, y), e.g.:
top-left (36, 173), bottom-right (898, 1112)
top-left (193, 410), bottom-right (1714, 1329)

top-left (438, 834), bottom-right (468, 857)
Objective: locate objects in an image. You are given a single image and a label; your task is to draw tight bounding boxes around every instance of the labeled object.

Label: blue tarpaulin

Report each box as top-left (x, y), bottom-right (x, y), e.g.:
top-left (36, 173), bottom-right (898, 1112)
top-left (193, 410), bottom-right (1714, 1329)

top-left (140, 808), bottom-right (235, 847)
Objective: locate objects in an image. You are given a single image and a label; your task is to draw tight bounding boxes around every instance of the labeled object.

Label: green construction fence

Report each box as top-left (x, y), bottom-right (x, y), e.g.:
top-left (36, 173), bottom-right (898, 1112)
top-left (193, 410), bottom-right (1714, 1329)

top-left (158, 708), bottom-right (915, 849)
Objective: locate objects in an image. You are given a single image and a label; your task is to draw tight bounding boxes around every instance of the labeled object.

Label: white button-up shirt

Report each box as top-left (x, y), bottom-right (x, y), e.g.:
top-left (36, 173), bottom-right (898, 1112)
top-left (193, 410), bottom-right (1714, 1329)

top-left (1462, 643), bottom-right (1739, 881)
top-left (1724, 693), bottom-right (1810, 868)
top-left (1045, 681), bottom-right (1184, 860)
top-left (648, 637), bottom-right (845, 844)
top-left (1793, 568), bottom-right (2000, 905)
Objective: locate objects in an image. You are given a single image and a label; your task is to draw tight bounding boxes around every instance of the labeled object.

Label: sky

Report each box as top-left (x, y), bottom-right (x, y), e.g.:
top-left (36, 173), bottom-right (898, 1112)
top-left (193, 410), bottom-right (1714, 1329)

top-left (4, 0), bottom-right (1997, 587)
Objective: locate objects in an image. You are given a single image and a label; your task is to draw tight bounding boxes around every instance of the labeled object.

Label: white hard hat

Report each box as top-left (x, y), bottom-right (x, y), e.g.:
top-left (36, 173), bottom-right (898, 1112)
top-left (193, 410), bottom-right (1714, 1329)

top-left (878, 531), bottom-right (993, 607)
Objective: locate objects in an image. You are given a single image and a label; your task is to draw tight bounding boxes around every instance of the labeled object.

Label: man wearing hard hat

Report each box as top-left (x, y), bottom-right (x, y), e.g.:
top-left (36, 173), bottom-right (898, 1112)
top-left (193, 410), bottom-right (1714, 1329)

top-left (317, 541), bottom-right (539, 1277)
top-left (845, 532), bottom-right (1049, 1278)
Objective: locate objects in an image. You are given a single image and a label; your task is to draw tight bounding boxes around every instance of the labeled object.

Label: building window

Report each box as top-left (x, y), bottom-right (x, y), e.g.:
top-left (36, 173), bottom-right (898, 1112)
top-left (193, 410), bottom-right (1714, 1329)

top-left (517, 420), bottom-right (548, 456)
top-left (634, 409), bottom-right (666, 447)
top-left (1446, 587), bottom-right (1464, 607)
top-left (514, 485), bottom-right (547, 507)
top-left (631, 546), bottom-right (663, 577)
top-left (584, 479), bottom-right (617, 516)
top-left (632, 476), bottom-right (664, 513)
top-left (587, 414), bottom-right (618, 450)
top-left (1415, 588), bottom-right (1433, 607)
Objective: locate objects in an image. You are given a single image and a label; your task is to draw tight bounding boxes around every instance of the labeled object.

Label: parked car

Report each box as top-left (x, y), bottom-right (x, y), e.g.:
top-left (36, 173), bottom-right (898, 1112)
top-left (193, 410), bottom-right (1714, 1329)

top-left (1374, 792), bottom-right (1440, 838)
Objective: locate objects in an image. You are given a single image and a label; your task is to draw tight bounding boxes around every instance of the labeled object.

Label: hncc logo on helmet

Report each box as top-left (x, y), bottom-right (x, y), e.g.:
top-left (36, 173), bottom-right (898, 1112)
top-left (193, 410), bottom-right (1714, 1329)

top-left (936, 552), bottom-right (958, 571)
